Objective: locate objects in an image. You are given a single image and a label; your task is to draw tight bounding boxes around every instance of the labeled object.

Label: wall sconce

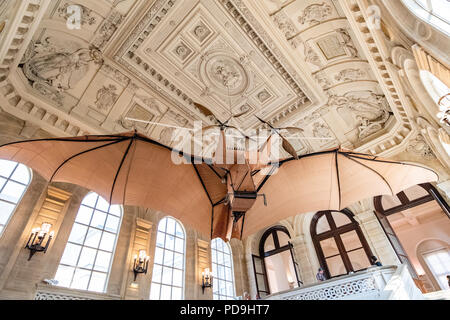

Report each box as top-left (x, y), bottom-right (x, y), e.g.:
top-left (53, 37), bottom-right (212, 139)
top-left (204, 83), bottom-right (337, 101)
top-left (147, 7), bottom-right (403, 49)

top-left (201, 268), bottom-right (213, 294)
top-left (25, 222), bottom-right (54, 261)
top-left (133, 249), bottom-right (149, 281)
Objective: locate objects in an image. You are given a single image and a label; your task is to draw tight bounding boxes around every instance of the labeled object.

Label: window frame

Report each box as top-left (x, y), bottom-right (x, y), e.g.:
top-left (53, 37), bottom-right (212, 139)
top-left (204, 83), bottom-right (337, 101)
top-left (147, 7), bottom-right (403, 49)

top-left (211, 238), bottom-right (236, 300)
top-left (54, 192), bottom-right (123, 293)
top-left (0, 160), bottom-right (32, 237)
top-left (402, 0), bottom-right (450, 36)
top-left (311, 209), bottom-right (374, 279)
top-left (149, 216), bottom-right (186, 300)
top-left (422, 247), bottom-right (450, 290)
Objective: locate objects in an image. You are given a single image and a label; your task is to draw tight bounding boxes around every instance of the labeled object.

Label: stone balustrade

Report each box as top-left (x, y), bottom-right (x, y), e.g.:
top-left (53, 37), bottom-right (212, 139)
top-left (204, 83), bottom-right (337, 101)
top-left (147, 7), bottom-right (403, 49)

top-left (265, 264), bottom-right (423, 300)
top-left (34, 283), bottom-right (120, 300)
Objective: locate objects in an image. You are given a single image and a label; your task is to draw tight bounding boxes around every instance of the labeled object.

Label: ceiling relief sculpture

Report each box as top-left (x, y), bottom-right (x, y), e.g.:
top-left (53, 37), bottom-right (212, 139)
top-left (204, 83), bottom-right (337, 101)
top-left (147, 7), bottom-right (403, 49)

top-left (0, 0), bottom-right (422, 157)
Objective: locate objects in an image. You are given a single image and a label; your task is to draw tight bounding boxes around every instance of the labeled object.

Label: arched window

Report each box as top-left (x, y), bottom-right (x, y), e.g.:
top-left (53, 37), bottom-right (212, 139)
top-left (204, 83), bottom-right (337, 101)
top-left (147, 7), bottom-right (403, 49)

top-left (211, 238), bottom-right (235, 300)
top-left (150, 216), bottom-right (185, 300)
top-left (311, 210), bottom-right (373, 279)
top-left (54, 192), bottom-right (122, 292)
top-left (252, 226), bottom-right (300, 297)
top-left (402, 0), bottom-right (450, 35)
top-left (0, 159), bottom-right (31, 236)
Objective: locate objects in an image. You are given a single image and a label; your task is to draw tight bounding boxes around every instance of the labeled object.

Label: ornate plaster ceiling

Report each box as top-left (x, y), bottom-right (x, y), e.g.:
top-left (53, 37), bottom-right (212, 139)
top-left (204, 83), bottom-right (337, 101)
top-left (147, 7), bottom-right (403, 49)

top-left (0, 0), bottom-right (413, 157)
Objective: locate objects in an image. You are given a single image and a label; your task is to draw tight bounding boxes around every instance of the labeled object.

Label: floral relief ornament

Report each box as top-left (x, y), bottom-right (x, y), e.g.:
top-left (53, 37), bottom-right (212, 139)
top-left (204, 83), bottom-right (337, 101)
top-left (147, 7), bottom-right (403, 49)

top-left (298, 3), bottom-right (332, 25)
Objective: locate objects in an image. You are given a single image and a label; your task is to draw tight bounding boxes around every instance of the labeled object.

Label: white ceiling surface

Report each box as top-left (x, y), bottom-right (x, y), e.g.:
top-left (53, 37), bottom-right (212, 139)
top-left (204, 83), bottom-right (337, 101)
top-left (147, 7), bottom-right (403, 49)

top-left (7, 0), bottom-right (401, 157)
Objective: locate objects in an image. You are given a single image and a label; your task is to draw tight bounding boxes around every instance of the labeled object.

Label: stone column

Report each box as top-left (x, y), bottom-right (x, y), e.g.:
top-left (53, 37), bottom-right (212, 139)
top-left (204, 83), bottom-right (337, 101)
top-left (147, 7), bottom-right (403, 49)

top-left (229, 239), bottom-right (249, 298)
top-left (195, 239), bottom-right (212, 300)
top-left (290, 235), bottom-right (315, 285)
top-left (122, 217), bottom-right (153, 300)
top-left (0, 183), bottom-right (75, 299)
top-left (354, 210), bottom-right (400, 266)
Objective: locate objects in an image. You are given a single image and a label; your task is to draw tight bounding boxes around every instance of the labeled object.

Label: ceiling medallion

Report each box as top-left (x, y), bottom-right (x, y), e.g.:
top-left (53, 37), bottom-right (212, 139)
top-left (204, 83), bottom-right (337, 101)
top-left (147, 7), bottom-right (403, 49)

top-left (200, 52), bottom-right (249, 96)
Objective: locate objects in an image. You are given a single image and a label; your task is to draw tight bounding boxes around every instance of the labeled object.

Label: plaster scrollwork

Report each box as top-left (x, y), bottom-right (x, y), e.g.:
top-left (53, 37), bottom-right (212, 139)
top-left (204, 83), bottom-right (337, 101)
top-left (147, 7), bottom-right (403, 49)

top-left (273, 10), bottom-right (297, 39)
top-left (312, 122), bottom-right (333, 139)
top-left (304, 43), bottom-right (322, 67)
top-left (91, 10), bottom-right (123, 50)
top-left (200, 53), bottom-right (249, 96)
top-left (101, 64), bottom-right (130, 87)
top-left (20, 39), bottom-right (103, 106)
top-left (329, 92), bottom-right (392, 139)
top-left (406, 134), bottom-right (436, 160)
top-left (336, 28), bottom-right (359, 58)
top-left (94, 84), bottom-right (118, 112)
top-left (298, 3), bottom-right (333, 25)
top-left (335, 68), bottom-right (366, 82)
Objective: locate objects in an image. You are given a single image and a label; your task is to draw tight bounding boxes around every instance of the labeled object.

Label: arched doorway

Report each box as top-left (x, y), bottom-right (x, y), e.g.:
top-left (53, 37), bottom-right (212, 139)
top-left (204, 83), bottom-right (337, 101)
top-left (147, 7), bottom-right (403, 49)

top-left (374, 183), bottom-right (450, 292)
top-left (252, 226), bottom-right (301, 297)
top-left (311, 210), bottom-right (374, 279)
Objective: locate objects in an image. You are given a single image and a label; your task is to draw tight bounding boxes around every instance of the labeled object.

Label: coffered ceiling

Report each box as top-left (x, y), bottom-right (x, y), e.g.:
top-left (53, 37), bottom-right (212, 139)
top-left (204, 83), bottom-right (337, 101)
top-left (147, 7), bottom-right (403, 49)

top-left (0, 0), bottom-right (412, 157)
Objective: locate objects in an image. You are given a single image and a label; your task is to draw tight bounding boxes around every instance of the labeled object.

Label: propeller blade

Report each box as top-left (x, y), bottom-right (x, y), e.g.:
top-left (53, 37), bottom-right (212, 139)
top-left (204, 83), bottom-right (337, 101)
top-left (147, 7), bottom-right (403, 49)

top-left (255, 116), bottom-right (274, 129)
top-left (202, 125), bottom-right (218, 133)
top-left (280, 127), bottom-right (304, 134)
top-left (193, 102), bottom-right (217, 119)
top-left (281, 135), bottom-right (299, 159)
top-left (232, 109), bottom-right (250, 118)
top-left (226, 125), bottom-right (255, 141)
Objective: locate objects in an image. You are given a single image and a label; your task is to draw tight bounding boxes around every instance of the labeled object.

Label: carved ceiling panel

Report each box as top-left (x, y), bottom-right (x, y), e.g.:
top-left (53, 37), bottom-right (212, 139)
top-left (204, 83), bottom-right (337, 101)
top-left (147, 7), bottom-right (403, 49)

top-left (2, 0), bottom-right (413, 155)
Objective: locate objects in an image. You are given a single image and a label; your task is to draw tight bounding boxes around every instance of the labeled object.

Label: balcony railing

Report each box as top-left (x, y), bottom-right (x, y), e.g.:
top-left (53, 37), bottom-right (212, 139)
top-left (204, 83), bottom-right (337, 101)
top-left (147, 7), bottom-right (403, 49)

top-left (265, 265), bottom-right (424, 300)
top-left (34, 283), bottom-right (120, 300)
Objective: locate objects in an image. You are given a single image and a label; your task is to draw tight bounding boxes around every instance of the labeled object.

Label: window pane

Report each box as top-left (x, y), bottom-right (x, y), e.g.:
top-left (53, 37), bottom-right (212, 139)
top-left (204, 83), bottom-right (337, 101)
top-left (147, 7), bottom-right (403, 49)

top-left (326, 255), bottom-right (346, 277)
top-left (156, 232), bottom-right (165, 247)
top-left (94, 251), bottom-right (111, 272)
top-left (11, 164), bottom-right (30, 184)
top-left (0, 160), bottom-right (17, 178)
top-left (175, 223), bottom-right (184, 238)
top-left (173, 252), bottom-right (183, 269)
top-left (81, 193), bottom-right (97, 207)
top-left (0, 201), bottom-right (15, 225)
top-left (68, 223), bottom-right (88, 245)
top-left (104, 215), bottom-right (120, 233)
top-left (150, 217), bottom-right (185, 300)
top-left (316, 215), bottom-right (331, 234)
top-left (174, 237), bottom-right (184, 253)
top-left (332, 212), bottom-right (352, 227)
top-left (54, 265), bottom-right (74, 287)
top-left (162, 267), bottom-right (173, 285)
top-left (165, 234), bottom-right (175, 251)
top-left (154, 247), bottom-right (164, 264)
top-left (347, 248), bottom-right (371, 271)
top-left (96, 196), bottom-right (110, 212)
top-left (160, 285), bottom-right (171, 299)
top-left (88, 272), bottom-right (107, 292)
top-left (263, 234), bottom-right (275, 251)
top-left (340, 230), bottom-right (363, 252)
top-left (54, 192), bottom-right (122, 293)
top-left (99, 232), bottom-right (116, 252)
top-left (152, 264), bottom-right (162, 283)
top-left (71, 269), bottom-right (91, 290)
top-left (173, 269), bottom-right (182, 287)
top-left (150, 283), bottom-right (160, 300)
top-left (163, 250), bottom-right (174, 267)
top-left (78, 247), bottom-right (97, 269)
top-left (90, 210), bottom-right (107, 229)
top-left (75, 206), bottom-right (93, 225)
top-left (0, 181), bottom-right (26, 203)
top-left (320, 238), bottom-right (339, 257)
top-left (172, 287), bottom-right (182, 300)
top-left (60, 243), bottom-right (82, 266)
top-left (211, 238), bottom-right (235, 299)
top-left (84, 228), bottom-right (102, 248)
